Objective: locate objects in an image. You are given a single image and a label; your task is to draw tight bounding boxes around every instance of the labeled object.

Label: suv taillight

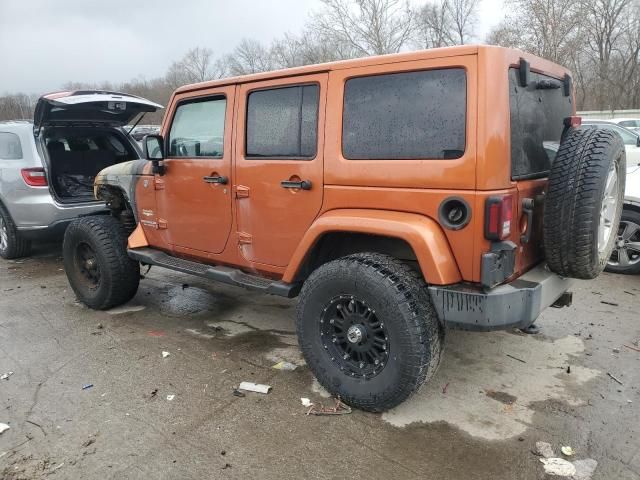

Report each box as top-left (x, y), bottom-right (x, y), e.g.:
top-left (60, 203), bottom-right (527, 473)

top-left (485, 195), bottom-right (513, 240)
top-left (21, 168), bottom-right (48, 187)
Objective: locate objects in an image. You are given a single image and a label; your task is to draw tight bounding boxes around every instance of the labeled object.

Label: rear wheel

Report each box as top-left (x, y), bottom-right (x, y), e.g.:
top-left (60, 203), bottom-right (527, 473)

top-left (296, 253), bottom-right (444, 412)
top-left (63, 215), bottom-right (139, 310)
top-left (606, 209), bottom-right (640, 274)
top-left (0, 203), bottom-right (31, 259)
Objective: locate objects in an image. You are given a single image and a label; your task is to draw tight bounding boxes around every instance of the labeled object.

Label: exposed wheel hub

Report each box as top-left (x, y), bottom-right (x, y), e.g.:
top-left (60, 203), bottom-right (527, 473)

top-left (75, 242), bottom-right (101, 289)
top-left (320, 295), bottom-right (389, 379)
top-left (609, 220), bottom-right (640, 267)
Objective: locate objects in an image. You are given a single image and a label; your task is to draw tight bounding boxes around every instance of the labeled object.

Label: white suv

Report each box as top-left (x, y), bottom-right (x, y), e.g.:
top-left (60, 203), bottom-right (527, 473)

top-left (0, 91), bottom-right (161, 259)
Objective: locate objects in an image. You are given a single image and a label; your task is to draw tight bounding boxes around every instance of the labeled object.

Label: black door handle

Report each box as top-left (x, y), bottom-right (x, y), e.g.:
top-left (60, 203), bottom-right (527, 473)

top-left (281, 179), bottom-right (312, 190)
top-left (203, 175), bottom-right (228, 185)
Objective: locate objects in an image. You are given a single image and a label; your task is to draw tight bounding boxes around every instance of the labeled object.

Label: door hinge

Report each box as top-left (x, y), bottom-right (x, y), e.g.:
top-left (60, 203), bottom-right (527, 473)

top-left (235, 185), bottom-right (250, 198)
top-left (238, 232), bottom-right (252, 245)
top-left (154, 178), bottom-right (165, 190)
top-left (158, 218), bottom-right (168, 229)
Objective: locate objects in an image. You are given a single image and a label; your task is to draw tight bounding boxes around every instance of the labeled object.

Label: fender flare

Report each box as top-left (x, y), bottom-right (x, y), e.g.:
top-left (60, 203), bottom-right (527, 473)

top-left (282, 209), bottom-right (462, 285)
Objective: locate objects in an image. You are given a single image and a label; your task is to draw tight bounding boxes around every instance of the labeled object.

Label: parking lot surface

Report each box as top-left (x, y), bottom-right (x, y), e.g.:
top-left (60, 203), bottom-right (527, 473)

top-left (1, 244), bottom-right (639, 479)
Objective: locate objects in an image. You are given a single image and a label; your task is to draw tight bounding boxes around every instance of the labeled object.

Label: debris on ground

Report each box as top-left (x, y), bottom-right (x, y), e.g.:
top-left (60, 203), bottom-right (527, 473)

top-left (624, 344), bottom-right (640, 352)
top-left (0, 371), bottom-right (14, 381)
top-left (150, 389), bottom-right (158, 398)
top-left (442, 382), bottom-right (450, 394)
top-left (613, 348), bottom-right (620, 354)
top-left (232, 389), bottom-right (246, 398)
top-left (166, 395), bottom-right (175, 401)
top-left (301, 398), bottom-right (313, 407)
top-left (238, 382), bottom-right (271, 394)
top-left (535, 441), bottom-right (555, 458)
top-left (148, 331), bottom-right (166, 337)
top-left (506, 353), bottom-right (526, 363)
top-left (0, 423), bottom-right (9, 434)
top-left (572, 458), bottom-right (598, 480)
top-left (82, 384), bottom-right (93, 390)
top-left (162, 351), bottom-right (170, 358)
top-left (272, 361), bottom-right (297, 371)
top-left (567, 366), bottom-right (571, 374)
top-left (82, 438), bottom-right (96, 448)
top-left (182, 284), bottom-right (189, 290)
top-left (96, 323), bottom-right (103, 330)
top-left (561, 446), bottom-right (575, 456)
top-left (600, 300), bottom-right (618, 306)
top-left (539, 458), bottom-right (576, 476)
top-left (106, 304), bottom-right (146, 315)
top-left (306, 398), bottom-right (352, 416)
top-left (222, 463), bottom-right (232, 469)
top-left (607, 372), bottom-right (624, 385)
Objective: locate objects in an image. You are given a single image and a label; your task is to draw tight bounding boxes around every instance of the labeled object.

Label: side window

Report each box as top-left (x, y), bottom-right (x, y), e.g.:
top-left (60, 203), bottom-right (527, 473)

top-left (246, 84), bottom-right (319, 159)
top-left (168, 96), bottom-right (226, 158)
top-left (0, 132), bottom-right (23, 160)
top-left (342, 69), bottom-right (466, 160)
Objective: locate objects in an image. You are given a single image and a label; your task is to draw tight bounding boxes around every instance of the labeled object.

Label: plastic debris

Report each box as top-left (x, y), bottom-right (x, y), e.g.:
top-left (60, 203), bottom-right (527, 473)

top-left (306, 398), bottom-right (352, 416)
top-left (272, 361), bottom-right (297, 371)
top-left (162, 351), bottom-right (170, 358)
top-left (238, 382), bottom-right (271, 394)
top-left (539, 458), bottom-right (576, 476)
top-left (0, 371), bottom-right (14, 381)
top-left (82, 384), bottom-right (93, 390)
top-left (572, 459), bottom-right (598, 480)
top-left (535, 441), bottom-right (555, 458)
top-left (561, 446), bottom-right (575, 456)
top-left (166, 395), bottom-right (175, 401)
top-left (624, 344), bottom-right (640, 352)
top-left (148, 331), bottom-right (166, 337)
top-left (0, 423), bottom-right (9, 434)
top-left (301, 398), bottom-right (313, 407)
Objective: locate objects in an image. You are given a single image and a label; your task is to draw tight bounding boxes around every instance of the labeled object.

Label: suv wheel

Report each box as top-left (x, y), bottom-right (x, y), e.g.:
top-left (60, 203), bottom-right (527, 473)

top-left (0, 203), bottom-right (32, 259)
top-left (296, 253), bottom-right (444, 412)
top-left (606, 209), bottom-right (640, 275)
top-left (63, 215), bottom-right (140, 310)
top-left (544, 128), bottom-right (626, 279)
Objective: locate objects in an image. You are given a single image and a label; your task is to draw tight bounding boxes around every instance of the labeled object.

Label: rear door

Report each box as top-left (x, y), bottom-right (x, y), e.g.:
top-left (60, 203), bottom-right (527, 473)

top-left (234, 74), bottom-right (326, 267)
top-left (508, 67), bottom-right (573, 273)
top-left (156, 87), bottom-right (235, 254)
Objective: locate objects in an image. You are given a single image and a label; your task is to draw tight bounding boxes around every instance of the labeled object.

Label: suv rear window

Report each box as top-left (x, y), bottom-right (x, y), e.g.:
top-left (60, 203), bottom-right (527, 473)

top-left (0, 132), bottom-right (23, 160)
top-left (342, 69), bottom-right (466, 160)
top-left (509, 68), bottom-right (572, 179)
top-left (246, 85), bottom-right (319, 159)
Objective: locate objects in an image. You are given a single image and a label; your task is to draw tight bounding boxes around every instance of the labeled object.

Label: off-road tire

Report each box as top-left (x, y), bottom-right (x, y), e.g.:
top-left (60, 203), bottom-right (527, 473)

top-left (0, 202), bottom-right (31, 259)
top-left (63, 215), bottom-right (139, 310)
top-left (296, 253), bottom-right (444, 412)
top-left (605, 208), bottom-right (640, 275)
top-left (544, 128), bottom-right (626, 279)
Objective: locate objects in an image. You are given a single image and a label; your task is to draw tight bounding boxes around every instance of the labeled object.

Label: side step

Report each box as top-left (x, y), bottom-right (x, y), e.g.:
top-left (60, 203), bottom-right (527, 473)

top-left (128, 248), bottom-right (300, 298)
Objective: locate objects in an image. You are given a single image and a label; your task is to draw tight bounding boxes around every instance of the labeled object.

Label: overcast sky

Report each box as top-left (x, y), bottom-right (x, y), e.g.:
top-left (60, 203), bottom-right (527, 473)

top-left (0, 0), bottom-right (504, 95)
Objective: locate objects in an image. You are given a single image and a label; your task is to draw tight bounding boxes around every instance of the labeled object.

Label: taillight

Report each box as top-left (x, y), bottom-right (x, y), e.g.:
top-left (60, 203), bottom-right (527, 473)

top-left (563, 116), bottom-right (582, 128)
top-left (21, 168), bottom-right (48, 187)
top-left (485, 195), bottom-right (513, 240)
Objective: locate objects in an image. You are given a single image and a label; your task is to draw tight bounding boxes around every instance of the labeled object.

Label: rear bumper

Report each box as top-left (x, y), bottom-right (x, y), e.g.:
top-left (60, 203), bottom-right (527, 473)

top-left (428, 263), bottom-right (573, 331)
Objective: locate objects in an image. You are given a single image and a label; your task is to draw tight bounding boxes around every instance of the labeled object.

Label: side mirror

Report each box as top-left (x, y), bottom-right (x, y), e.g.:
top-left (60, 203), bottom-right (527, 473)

top-left (142, 134), bottom-right (165, 175)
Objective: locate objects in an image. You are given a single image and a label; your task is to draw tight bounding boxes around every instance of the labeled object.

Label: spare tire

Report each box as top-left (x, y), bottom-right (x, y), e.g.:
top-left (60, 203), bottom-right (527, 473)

top-left (544, 128), bottom-right (626, 279)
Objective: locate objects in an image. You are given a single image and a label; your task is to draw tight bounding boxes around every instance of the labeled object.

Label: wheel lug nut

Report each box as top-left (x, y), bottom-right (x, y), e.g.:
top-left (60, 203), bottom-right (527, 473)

top-left (374, 359), bottom-right (380, 365)
top-left (329, 319), bottom-right (334, 324)
top-left (332, 337), bottom-right (337, 343)
top-left (359, 362), bottom-right (364, 368)
top-left (343, 354), bottom-right (349, 360)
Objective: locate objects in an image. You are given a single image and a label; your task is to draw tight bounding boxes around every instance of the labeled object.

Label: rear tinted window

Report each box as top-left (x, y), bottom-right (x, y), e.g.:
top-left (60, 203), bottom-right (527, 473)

top-left (0, 132), bottom-right (23, 159)
top-left (342, 69), bottom-right (466, 160)
top-left (169, 96), bottom-right (226, 157)
top-left (246, 84), bottom-right (319, 158)
top-left (509, 68), bottom-right (572, 179)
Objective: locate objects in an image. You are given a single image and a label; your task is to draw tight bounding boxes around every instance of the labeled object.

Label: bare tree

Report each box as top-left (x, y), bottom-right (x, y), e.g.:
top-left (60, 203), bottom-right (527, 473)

top-left (165, 47), bottom-right (227, 89)
top-left (413, 0), bottom-right (480, 49)
top-left (449, 0), bottom-right (480, 44)
top-left (224, 38), bottom-right (274, 76)
top-left (312, 0), bottom-right (414, 56)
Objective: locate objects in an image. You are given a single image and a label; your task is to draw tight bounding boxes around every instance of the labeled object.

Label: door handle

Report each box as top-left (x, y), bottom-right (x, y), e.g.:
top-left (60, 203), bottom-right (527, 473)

top-left (203, 175), bottom-right (228, 185)
top-left (281, 179), bottom-right (312, 190)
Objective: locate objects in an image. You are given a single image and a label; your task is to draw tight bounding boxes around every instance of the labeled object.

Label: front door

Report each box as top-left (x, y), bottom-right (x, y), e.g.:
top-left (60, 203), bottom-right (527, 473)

top-left (235, 74), bottom-right (327, 267)
top-left (157, 86), bottom-right (235, 254)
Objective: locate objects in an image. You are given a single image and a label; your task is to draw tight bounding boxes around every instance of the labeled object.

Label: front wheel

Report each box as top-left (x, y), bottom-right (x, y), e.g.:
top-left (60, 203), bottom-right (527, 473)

top-left (606, 209), bottom-right (640, 274)
top-left (63, 215), bottom-right (140, 310)
top-left (296, 253), bottom-right (444, 412)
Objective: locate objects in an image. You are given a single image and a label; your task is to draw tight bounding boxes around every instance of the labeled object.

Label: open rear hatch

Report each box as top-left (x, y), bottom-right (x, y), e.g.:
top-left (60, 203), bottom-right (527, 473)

top-left (34, 91), bottom-right (163, 204)
top-left (34, 90), bottom-right (163, 131)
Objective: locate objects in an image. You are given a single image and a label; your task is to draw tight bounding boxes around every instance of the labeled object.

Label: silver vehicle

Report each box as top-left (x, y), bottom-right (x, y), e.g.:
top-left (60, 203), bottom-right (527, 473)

top-left (0, 91), bottom-right (161, 259)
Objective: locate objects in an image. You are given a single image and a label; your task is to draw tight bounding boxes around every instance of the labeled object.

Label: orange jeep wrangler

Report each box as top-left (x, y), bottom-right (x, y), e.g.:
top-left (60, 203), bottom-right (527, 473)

top-left (63, 45), bottom-right (626, 412)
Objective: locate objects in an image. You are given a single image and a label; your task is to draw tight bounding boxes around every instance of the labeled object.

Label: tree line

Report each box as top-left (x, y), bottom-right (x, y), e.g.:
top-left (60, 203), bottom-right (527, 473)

top-left (1, 0), bottom-right (639, 123)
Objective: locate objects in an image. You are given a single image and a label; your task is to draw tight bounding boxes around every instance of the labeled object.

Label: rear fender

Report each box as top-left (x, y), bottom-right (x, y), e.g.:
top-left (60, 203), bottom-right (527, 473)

top-left (283, 209), bottom-right (462, 285)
